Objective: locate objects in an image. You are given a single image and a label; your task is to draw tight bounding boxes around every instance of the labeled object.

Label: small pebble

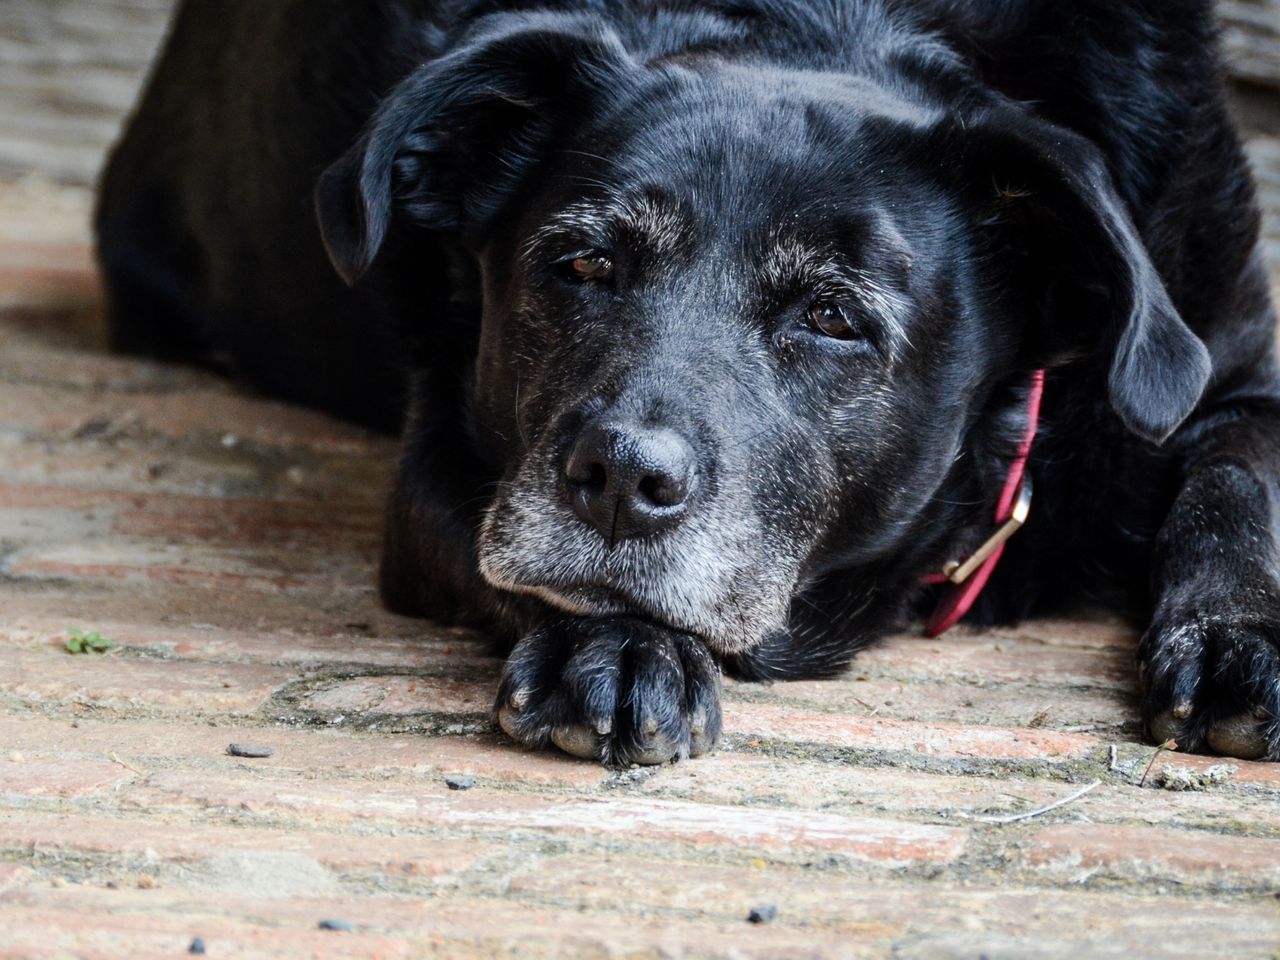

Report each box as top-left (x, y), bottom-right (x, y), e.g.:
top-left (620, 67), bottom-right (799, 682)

top-left (445, 775), bottom-right (476, 791)
top-left (189, 937), bottom-right (206, 954)
top-left (318, 919), bottom-right (353, 932)
top-left (747, 904), bottom-right (778, 925)
top-left (226, 743), bottom-right (274, 759)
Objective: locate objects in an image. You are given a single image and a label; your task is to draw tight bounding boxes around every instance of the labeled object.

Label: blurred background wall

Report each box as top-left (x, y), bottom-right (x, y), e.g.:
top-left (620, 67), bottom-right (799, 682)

top-left (0, 0), bottom-right (1276, 274)
top-left (0, 0), bottom-right (172, 185)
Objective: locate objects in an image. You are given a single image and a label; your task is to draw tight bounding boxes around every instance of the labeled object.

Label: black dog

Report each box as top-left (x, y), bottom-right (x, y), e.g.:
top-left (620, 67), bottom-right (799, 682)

top-left (98, 0), bottom-right (1280, 765)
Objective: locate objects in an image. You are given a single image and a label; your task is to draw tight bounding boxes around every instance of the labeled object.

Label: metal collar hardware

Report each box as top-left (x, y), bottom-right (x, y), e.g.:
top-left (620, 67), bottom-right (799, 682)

top-left (942, 477), bottom-right (1033, 586)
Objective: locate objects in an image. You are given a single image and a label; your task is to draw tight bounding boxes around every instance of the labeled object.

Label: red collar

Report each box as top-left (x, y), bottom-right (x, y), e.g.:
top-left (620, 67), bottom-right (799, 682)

top-left (923, 369), bottom-right (1046, 636)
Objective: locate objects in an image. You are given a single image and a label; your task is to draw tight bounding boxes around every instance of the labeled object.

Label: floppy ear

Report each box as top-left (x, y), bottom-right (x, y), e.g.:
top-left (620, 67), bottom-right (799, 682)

top-left (955, 108), bottom-right (1212, 444)
top-left (315, 14), bottom-right (634, 286)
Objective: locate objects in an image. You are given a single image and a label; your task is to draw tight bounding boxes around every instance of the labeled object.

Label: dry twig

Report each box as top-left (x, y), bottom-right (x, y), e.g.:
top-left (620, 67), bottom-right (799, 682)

top-left (1138, 739), bottom-right (1178, 788)
top-left (108, 751), bottom-right (147, 776)
top-left (978, 781), bottom-right (1102, 825)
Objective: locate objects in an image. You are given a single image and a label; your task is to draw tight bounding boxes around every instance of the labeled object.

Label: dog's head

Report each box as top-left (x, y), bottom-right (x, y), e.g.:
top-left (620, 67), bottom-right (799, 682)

top-left (316, 6), bottom-right (1210, 653)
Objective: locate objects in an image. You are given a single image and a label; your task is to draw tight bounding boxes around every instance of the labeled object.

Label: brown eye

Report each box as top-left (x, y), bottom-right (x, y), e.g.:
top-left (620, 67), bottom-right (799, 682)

top-left (806, 301), bottom-right (859, 340)
top-left (570, 255), bottom-right (613, 281)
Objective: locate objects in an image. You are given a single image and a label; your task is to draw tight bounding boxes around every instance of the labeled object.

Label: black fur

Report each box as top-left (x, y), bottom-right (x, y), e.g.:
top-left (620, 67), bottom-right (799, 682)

top-left (98, 0), bottom-right (1280, 764)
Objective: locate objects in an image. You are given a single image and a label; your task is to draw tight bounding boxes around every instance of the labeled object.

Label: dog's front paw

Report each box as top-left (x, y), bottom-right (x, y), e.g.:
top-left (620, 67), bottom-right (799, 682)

top-left (494, 617), bottom-right (723, 766)
top-left (1140, 597), bottom-right (1280, 761)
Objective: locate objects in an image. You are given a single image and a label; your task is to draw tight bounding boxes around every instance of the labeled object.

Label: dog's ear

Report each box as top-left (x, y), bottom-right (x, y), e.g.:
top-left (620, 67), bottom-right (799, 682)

top-left (315, 14), bottom-right (634, 286)
top-left (954, 108), bottom-right (1212, 444)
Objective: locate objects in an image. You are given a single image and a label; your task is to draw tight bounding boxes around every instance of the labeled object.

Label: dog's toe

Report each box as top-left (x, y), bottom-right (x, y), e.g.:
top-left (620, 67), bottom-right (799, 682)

top-left (551, 724), bottom-right (604, 760)
top-left (497, 704), bottom-right (521, 740)
top-left (1148, 710), bottom-right (1182, 746)
top-left (628, 740), bottom-right (680, 765)
top-left (621, 716), bottom-right (682, 765)
top-left (496, 701), bottom-right (551, 749)
top-left (1206, 714), bottom-right (1270, 761)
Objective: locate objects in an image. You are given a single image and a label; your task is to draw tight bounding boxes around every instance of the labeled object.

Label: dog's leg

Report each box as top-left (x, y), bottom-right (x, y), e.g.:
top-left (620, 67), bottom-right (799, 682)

top-left (494, 617), bottom-right (723, 766)
top-left (1142, 396), bottom-right (1280, 760)
top-left (96, 184), bottom-right (210, 363)
top-left (380, 415), bottom-right (504, 629)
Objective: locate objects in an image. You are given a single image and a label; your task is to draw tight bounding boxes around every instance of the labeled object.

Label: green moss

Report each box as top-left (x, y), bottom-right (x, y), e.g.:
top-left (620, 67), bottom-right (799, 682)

top-left (65, 628), bottom-right (115, 655)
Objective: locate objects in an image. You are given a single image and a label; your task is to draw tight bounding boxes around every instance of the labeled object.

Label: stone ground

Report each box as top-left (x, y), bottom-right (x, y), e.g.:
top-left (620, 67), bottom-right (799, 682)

top-left (2, 171), bottom-right (1280, 960)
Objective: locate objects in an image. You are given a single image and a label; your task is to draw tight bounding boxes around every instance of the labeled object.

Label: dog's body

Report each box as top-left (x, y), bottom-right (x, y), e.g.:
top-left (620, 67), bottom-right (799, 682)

top-left (99, 0), bottom-right (1280, 763)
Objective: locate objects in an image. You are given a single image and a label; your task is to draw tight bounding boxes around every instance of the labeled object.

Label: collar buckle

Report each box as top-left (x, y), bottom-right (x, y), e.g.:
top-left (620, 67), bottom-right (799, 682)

top-left (941, 476), bottom-right (1034, 586)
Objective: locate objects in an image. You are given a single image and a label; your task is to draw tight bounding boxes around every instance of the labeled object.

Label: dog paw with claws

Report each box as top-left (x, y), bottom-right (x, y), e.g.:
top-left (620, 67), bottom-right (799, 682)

top-left (1140, 596), bottom-right (1280, 761)
top-left (494, 617), bottom-right (723, 766)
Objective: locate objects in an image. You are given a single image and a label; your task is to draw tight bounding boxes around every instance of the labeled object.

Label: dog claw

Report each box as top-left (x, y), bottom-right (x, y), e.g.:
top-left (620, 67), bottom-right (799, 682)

top-left (1172, 700), bottom-right (1193, 720)
top-left (509, 688), bottom-right (530, 711)
top-left (688, 711), bottom-right (715, 757)
top-left (1206, 714), bottom-right (1268, 760)
top-left (551, 725), bottom-right (601, 760)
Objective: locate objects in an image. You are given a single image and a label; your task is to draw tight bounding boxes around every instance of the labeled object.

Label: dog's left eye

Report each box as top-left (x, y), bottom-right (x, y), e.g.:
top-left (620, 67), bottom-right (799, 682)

top-left (569, 255), bottom-right (614, 282)
top-left (806, 301), bottom-right (861, 340)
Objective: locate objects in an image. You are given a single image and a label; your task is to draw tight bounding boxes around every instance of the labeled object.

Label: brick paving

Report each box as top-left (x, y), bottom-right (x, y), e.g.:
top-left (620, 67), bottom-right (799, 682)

top-left (1, 177), bottom-right (1279, 959)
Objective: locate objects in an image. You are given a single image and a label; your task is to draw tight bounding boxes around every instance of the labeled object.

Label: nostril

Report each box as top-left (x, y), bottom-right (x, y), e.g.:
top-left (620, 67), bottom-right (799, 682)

top-left (566, 457), bottom-right (607, 491)
top-left (638, 472), bottom-right (689, 508)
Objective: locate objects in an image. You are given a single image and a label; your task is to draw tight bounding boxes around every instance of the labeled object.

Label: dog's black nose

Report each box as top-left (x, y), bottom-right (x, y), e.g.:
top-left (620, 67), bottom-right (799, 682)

top-left (564, 421), bottom-right (697, 543)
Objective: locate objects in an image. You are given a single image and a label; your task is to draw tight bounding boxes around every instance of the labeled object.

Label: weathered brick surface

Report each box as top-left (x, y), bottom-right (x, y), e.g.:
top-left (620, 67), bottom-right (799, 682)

top-left (0, 381), bottom-right (390, 455)
top-left (7, 539), bottom-right (332, 592)
top-left (2, 180), bottom-right (1280, 957)
top-left (4, 648), bottom-right (298, 715)
top-left (639, 752), bottom-right (1280, 832)
top-left (1022, 824), bottom-right (1280, 888)
top-left (0, 578), bottom-right (406, 642)
top-left (724, 671), bottom-right (1135, 734)
top-left (0, 810), bottom-right (504, 882)
top-left (0, 716), bottom-right (605, 787)
top-left (300, 675), bottom-right (495, 717)
top-left (503, 857), bottom-right (1280, 949)
top-left (849, 628), bottom-right (1134, 688)
top-left (724, 701), bottom-right (1104, 761)
top-left (0, 757), bottom-right (131, 799)
top-left (133, 775), bottom-right (965, 865)
top-left (1154, 750), bottom-right (1280, 788)
top-left (0, 893), bottom-right (882, 960)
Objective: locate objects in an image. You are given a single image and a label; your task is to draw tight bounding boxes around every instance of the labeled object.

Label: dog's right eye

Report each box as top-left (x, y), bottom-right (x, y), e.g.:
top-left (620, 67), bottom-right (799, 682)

top-left (806, 301), bottom-right (862, 341)
top-left (568, 255), bottom-right (614, 282)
